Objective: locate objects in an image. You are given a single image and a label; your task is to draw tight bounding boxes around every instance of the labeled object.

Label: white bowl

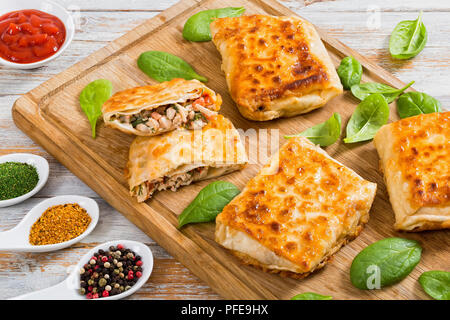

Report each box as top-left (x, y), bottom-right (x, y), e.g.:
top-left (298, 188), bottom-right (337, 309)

top-left (0, 195), bottom-right (99, 252)
top-left (10, 240), bottom-right (153, 300)
top-left (0, 153), bottom-right (49, 207)
top-left (0, 0), bottom-right (75, 69)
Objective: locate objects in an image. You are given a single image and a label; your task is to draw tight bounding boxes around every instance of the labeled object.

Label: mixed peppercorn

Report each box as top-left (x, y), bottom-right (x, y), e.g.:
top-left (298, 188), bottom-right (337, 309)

top-left (79, 244), bottom-right (143, 299)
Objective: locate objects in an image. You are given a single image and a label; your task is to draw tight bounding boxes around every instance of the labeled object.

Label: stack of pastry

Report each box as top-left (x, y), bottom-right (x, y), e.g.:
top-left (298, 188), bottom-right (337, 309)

top-left (102, 78), bottom-right (247, 202)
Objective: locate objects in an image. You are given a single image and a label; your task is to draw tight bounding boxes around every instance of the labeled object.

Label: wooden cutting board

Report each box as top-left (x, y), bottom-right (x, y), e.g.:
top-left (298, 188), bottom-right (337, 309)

top-left (12, 0), bottom-right (449, 299)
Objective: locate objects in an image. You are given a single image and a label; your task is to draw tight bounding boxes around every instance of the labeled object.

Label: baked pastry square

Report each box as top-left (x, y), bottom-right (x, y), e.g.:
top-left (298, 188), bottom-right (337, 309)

top-left (215, 137), bottom-right (377, 277)
top-left (210, 15), bottom-right (343, 121)
top-left (127, 115), bottom-right (247, 202)
top-left (103, 78), bottom-right (221, 136)
top-left (374, 111), bottom-right (450, 231)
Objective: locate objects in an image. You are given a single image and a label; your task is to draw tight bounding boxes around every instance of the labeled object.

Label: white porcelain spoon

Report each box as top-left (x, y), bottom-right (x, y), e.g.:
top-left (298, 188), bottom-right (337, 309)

top-left (0, 195), bottom-right (99, 252)
top-left (0, 153), bottom-right (49, 208)
top-left (9, 240), bottom-right (154, 300)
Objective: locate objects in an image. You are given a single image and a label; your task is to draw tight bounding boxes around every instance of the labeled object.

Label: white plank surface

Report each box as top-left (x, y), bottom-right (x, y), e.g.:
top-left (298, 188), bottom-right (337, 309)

top-left (0, 0), bottom-right (449, 299)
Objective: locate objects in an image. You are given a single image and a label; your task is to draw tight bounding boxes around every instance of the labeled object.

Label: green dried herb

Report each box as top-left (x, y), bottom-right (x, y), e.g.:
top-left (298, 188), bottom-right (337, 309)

top-left (0, 162), bottom-right (39, 200)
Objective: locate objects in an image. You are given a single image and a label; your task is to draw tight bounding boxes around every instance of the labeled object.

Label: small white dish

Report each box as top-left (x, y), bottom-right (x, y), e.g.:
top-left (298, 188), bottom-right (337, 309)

top-left (9, 240), bottom-right (154, 300)
top-left (0, 153), bottom-right (49, 207)
top-left (0, 0), bottom-right (75, 69)
top-left (0, 195), bottom-right (99, 252)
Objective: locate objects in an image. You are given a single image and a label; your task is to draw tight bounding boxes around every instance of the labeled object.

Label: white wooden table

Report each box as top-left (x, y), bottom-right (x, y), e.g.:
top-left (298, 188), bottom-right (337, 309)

top-left (0, 0), bottom-right (448, 299)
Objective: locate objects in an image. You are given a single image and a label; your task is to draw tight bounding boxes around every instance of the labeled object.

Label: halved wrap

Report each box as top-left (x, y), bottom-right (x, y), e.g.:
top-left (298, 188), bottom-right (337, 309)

top-left (103, 78), bottom-right (222, 136)
top-left (126, 115), bottom-right (248, 202)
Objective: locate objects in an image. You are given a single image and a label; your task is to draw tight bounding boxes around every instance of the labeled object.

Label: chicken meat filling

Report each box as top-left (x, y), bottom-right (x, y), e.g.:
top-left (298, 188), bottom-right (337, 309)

top-left (113, 96), bottom-right (217, 134)
top-left (134, 167), bottom-right (209, 202)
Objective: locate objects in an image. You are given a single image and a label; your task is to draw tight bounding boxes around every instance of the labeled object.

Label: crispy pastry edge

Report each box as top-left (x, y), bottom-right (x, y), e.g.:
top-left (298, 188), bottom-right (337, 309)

top-left (222, 219), bottom-right (367, 279)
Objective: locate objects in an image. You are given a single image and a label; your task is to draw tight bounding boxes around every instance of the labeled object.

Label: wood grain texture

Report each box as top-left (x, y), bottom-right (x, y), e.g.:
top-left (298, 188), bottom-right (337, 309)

top-left (1, 0), bottom-right (449, 300)
top-left (8, 0), bottom-right (449, 300)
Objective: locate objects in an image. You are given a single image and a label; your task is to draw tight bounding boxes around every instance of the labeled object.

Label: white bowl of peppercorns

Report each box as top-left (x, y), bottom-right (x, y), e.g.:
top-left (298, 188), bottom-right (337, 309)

top-left (9, 240), bottom-right (153, 300)
top-left (77, 240), bottom-right (154, 299)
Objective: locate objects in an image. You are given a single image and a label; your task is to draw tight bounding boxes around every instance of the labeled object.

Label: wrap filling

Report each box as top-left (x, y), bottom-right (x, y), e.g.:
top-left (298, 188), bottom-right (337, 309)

top-left (132, 167), bottom-right (209, 202)
top-left (111, 94), bottom-right (217, 134)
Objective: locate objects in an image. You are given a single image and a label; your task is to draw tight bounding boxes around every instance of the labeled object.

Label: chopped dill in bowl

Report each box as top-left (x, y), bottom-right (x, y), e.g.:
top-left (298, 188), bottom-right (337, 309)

top-left (0, 162), bottom-right (39, 200)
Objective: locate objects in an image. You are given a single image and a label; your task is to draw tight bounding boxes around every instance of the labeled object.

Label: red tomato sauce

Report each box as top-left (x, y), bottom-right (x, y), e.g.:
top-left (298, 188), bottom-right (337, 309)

top-left (0, 9), bottom-right (66, 64)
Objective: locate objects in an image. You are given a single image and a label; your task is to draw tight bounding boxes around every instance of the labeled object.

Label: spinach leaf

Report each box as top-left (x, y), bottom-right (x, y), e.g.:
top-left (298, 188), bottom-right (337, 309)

top-left (419, 271), bottom-right (450, 300)
top-left (337, 56), bottom-right (362, 89)
top-left (183, 7), bottom-right (245, 42)
top-left (285, 112), bottom-right (341, 147)
top-left (79, 79), bottom-right (113, 138)
top-left (396, 92), bottom-right (442, 119)
top-left (344, 94), bottom-right (389, 143)
top-left (351, 80), bottom-right (414, 103)
top-left (389, 11), bottom-right (427, 60)
top-left (131, 118), bottom-right (145, 128)
top-left (138, 51), bottom-right (208, 83)
top-left (178, 181), bottom-right (240, 228)
top-left (350, 237), bottom-right (422, 290)
top-left (291, 292), bottom-right (333, 300)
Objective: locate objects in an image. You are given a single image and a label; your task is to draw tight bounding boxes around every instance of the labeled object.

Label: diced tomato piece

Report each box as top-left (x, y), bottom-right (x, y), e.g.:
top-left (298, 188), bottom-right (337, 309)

top-left (30, 33), bottom-right (48, 45)
top-left (203, 95), bottom-right (213, 105)
top-left (42, 23), bottom-right (59, 35)
top-left (30, 14), bottom-right (43, 28)
top-left (20, 23), bottom-right (39, 35)
top-left (8, 48), bottom-right (33, 62)
top-left (18, 36), bottom-right (28, 47)
top-left (17, 13), bottom-right (27, 24)
top-left (6, 22), bottom-right (20, 35)
top-left (1, 33), bottom-right (20, 45)
top-left (193, 97), bottom-right (206, 107)
top-left (32, 36), bottom-right (57, 57)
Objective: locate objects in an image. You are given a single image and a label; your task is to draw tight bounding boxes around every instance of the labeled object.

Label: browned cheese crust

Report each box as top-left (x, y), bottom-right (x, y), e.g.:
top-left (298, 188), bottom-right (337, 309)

top-left (215, 137), bottom-right (377, 277)
top-left (374, 111), bottom-right (450, 231)
top-left (210, 15), bottom-right (342, 121)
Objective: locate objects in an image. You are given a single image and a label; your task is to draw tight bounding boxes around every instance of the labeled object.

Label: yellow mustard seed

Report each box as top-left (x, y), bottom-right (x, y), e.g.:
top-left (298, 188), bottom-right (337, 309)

top-left (29, 203), bottom-right (91, 245)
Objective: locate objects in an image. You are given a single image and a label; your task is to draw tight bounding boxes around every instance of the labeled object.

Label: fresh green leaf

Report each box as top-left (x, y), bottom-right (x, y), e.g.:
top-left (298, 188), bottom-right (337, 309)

top-left (337, 56), bottom-right (362, 89)
top-left (419, 271), bottom-right (450, 300)
top-left (137, 51), bottom-right (208, 83)
top-left (344, 93), bottom-right (389, 143)
top-left (285, 113), bottom-right (341, 147)
top-left (178, 181), bottom-right (240, 228)
top-left (291, 292), bottom-right (333, 300)
top-left (350, 81), bottom-right (414, 104)
top-left (350, 237), bottom-right (422, 290)
top-left (183, 7), bottom-right (245, 42)
top-left (79, 79), bottom-right (113, 138)
top-left (396, 92), bottom-right (442, 119)
top-left (389, 11), bottom-right (427, 60)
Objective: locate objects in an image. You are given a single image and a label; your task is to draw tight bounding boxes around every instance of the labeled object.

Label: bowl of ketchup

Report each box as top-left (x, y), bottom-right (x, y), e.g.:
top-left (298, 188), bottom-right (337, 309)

top-left (0, 0), bottom-right (74, 69)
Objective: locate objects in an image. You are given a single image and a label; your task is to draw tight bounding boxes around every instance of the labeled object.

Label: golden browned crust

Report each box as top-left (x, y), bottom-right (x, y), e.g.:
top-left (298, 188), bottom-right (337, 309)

top-left (374, 111), bottom-right (450, 231)
top-left (215, 137), bottom-right (376, 276)
top-left (210, 15), bottom-right (342, 121)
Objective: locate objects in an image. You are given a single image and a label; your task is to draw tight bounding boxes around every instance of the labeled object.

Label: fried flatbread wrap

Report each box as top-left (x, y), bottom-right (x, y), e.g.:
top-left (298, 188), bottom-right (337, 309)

top-left (215, 137), bottom-right (376, 277)
top-left (126, 115), bottom-right (247, 202)
top-left (210, 15), bottom-right (342, 121)
top-left (103, 78), bottom-right (222, 136)
top-left (374, 111), bottom-right (450, 231)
